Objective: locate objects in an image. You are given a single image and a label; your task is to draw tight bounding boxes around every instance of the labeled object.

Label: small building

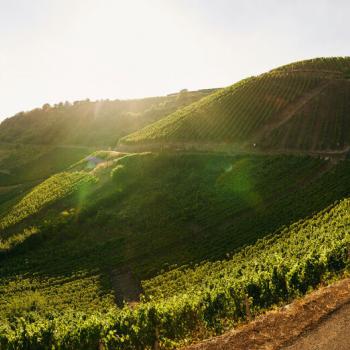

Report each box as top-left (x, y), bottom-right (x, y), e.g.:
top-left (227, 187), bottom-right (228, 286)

top-left (85, 156), bottom-right (104, 170)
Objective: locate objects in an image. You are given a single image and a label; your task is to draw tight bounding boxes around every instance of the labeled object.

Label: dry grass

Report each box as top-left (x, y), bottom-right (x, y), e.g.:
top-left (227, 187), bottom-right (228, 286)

top-left (182, 277), bottom-right (350, 350)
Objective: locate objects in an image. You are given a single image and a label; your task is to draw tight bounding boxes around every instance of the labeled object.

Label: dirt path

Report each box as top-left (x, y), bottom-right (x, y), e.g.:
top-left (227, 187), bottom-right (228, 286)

top-left (253, 80), bottom-right (331, 144)
top-left (116, 141), bottom-right (350, 161)
top-left (110, 267), bottom-right (142, 307)
top-left (283, 303), bottom-right (350, 350)
top-left (182, 278), bottom-right (350, 350)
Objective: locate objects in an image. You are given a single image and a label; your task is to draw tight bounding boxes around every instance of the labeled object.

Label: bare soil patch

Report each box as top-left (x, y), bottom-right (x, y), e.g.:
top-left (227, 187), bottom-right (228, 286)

top-left (110, 267), bottom-right (143, 307)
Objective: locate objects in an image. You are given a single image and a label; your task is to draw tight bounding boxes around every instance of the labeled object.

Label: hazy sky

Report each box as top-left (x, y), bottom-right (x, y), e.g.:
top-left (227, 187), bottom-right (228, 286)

top-left (0, 0), bottom-right (349, 120)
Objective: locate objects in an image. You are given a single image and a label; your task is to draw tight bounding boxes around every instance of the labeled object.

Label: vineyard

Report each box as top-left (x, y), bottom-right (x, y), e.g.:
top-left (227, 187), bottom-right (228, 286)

top-left (0, 172), bottom-right (96, 249)
top-left (260, 78), bottom-right (350, 150)
top-left (65, 153), bottom-right (350, 277)
top-left (120, 57), bottom-right (350, 152)
top-left (272, 56), bottom-right (350, 74)
top-left (1, 188), bottom-right (349, 349)
top-left (2, 57), bottom-right (350, 349)
top-left (0, 145), bottom-right (95, 187)
top-left (1, 152), bottom-right (350, 348)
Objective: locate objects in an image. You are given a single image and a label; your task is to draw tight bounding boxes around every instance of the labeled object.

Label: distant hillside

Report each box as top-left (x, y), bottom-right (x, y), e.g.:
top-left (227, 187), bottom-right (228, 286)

top-left (121, 57), bottom-right (350, 152)
top-left (0, 89), bottom-right (215, 190)
top-left (0, 89), bottom-right (215, 147)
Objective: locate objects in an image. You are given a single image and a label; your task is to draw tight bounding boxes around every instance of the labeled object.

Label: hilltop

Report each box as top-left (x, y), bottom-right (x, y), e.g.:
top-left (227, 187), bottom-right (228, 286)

top-left (121, 57), bottom-right (350, 153)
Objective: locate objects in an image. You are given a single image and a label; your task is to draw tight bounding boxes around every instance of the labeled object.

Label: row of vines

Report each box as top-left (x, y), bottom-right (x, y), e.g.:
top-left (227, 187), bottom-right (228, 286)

top-left (1, 194), bottom-right (350, 349)
top-left (121, 72), bottom-right (325, 145)
top-left (121, 58), bottom-right (350, 147)
top-left (0, 172), bottom-right (96, 232)
top-left (262, 79), bottom-right (350, 150)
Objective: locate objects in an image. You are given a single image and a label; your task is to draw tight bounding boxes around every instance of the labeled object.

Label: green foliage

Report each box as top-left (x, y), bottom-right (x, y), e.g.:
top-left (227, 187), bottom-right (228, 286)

top-left (0, 144), bottom-right (94, 186)
top-left (261, 79), bottom-right (350, 150)
top-left (121, 73), bottom-right (323, 144)
top-left (1, 196), bottom-right (350, 349)
top-left (90, 153), bottom-right (350, 277)
top-left (2, 153), bottom-right (350, 348)
top-left (4, 57), bottom-right (350, 348)
top-left (0, 172), bottom-right (96, 233)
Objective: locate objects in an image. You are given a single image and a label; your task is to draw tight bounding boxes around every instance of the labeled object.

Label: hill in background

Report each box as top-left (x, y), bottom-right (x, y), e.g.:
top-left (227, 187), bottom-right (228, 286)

top-left (0, 89), bottom-right (215, 148)
top-left (121, 57), bottom-right (350, 153)
top-left (0, 89), bottom-right (215, 191)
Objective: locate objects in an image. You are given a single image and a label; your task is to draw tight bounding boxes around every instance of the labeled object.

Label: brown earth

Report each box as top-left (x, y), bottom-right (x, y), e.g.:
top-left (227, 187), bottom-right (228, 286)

top-left (283, 303), bottom-right (350, 350)
top-left (182, 277), bottom-right (350, 350)
top-left (110, 267), bottom-right (143, 307)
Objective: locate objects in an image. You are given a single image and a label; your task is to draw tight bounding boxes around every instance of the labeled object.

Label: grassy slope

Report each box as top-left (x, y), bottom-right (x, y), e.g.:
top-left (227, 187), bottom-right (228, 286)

top-left (0, 145), bottom-right (96, 222)
top-left (144, 197), bottom-right (350, 301)
top-left (121, 57), bottom-right (350, 151)
top-left (138, 197), bottom-right (350, 348)
top-left (0, 144), bottom-right (95, 185)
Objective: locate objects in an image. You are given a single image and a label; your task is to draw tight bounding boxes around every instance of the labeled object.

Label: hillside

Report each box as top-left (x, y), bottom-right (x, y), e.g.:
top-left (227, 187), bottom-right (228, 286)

top-left (1, 57), bottom-right (350, 349)
top-left (0, 89), bottom-right (215, 148)
top-left (3, 152), bottom-right (350, 274)
top-left (183, 278), bottom-right (350, 350)
top-left (0, 89), bottom-right (215, 206)
top-left (1, 149), bottom-right (350, 348)
top-left (121, 57), bottom-right (350, 153)
top-left (0, 151), bottom-right (350, 347)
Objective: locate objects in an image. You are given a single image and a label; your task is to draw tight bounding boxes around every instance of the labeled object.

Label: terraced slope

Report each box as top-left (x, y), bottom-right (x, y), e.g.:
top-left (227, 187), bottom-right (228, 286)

top-left (121, 57), bottom-right (350, 152)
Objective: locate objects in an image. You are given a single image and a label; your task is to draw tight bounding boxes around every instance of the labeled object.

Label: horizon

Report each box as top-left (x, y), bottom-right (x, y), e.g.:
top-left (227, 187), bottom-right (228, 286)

top-left (1, 0), bottom-right (349, 121)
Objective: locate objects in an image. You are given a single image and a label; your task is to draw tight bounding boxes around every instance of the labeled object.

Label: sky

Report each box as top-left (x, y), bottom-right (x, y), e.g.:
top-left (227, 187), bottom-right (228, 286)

top-left (0, 0), bottom-right (349, 121)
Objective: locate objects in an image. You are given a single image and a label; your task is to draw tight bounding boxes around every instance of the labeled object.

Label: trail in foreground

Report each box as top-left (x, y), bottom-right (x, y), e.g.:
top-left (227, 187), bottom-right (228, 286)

top-left (182, 278), bottom-right (350, 350)
top-left (283, 303), bottom-right (350, 350)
